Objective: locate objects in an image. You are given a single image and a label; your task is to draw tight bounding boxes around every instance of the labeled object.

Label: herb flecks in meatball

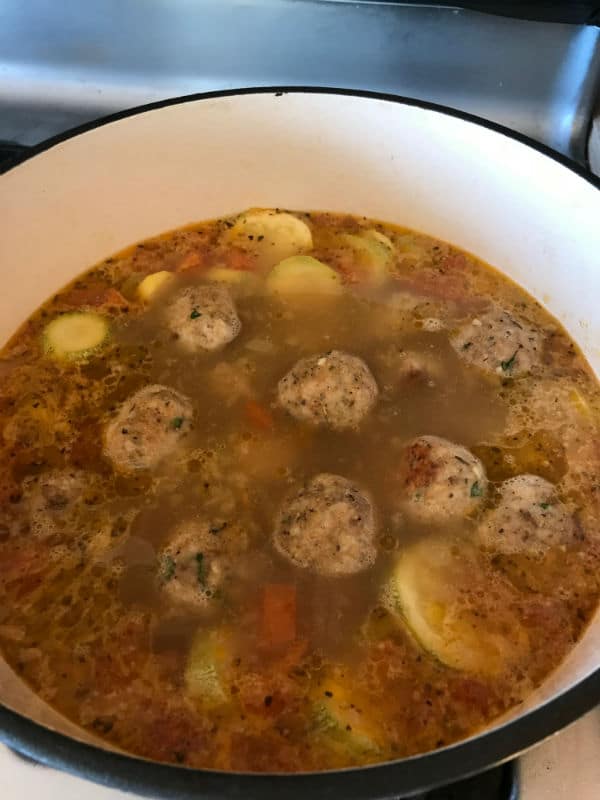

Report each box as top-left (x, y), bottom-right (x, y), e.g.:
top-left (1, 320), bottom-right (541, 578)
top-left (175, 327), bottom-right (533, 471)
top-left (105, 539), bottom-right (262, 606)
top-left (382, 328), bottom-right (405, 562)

top-left (164, 285), bottom-right (241, 351)
top-left (277, 350), bottom-right (378, 430)
top-left (273, 473), bottom-right (377, 576)
top-left (478, 474), bottom-right (576, 557)
top-left (398, 435), bottom-right (487, 524)
top-left (451, 307), bottom-right (543, 377)
top-left (104, 384), bottom-right (192, 472)
top-left (159, 518), bottom-right (248, 611)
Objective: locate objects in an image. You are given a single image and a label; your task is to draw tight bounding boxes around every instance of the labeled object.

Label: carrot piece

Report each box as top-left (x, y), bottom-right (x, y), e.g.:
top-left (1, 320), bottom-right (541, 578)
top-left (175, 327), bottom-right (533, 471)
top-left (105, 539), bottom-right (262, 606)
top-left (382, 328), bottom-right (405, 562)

top-left (261, 584), bottom-right (296, 647)
top-left (176, 251), bottom-right (205, 272)
top-left (244, 399), bottom-right (274, 431)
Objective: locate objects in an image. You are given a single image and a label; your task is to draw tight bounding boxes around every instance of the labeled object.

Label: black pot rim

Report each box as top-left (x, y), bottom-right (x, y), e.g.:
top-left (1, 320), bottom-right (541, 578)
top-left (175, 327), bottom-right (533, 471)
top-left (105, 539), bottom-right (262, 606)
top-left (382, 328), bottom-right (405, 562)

top-left (1, 85), bottom-right (599, 799)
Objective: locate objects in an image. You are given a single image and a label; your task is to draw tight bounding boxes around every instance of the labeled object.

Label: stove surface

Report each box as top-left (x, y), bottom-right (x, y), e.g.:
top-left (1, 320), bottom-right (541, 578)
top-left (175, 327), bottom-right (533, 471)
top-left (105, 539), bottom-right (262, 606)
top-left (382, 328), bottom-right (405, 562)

top-left (1, 0), bottom-right (599, 166)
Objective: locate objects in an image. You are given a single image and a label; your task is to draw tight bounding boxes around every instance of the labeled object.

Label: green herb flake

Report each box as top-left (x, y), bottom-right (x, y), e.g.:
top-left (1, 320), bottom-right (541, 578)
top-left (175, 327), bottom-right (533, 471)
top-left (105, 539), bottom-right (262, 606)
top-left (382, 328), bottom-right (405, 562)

top-left (190, 308), bottom-right (202, 320)
top-left (196, 552), bottom-right (205, 586)
top-left (500, 350), bottom-right (518, 372)
top-left (171, 416), bottom-right (184, 430)
top-left (539, 502), bottom-right (551, 510)
top-left (470, 481), bottom-right (483, 498)
top-left (162, 555), bottom-right (176, 582)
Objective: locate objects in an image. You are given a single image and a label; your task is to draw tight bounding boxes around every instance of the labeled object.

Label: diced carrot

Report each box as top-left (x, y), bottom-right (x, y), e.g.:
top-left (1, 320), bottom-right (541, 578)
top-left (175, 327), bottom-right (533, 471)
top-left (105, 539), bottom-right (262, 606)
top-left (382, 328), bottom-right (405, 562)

top-left (261, 584), bottom-right (296, 647)
top-left (62, 285), bottom-right (128, 309)
top-left (176, 251), bottom-right (205, 272)
top-left (244, 400), bottom-right (274, 431)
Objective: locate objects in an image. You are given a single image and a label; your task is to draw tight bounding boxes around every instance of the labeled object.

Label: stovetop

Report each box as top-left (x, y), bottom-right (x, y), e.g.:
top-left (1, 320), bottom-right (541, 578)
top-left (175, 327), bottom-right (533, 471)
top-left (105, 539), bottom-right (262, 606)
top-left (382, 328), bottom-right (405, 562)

top-left (1, 0), bottom-right (600, 166)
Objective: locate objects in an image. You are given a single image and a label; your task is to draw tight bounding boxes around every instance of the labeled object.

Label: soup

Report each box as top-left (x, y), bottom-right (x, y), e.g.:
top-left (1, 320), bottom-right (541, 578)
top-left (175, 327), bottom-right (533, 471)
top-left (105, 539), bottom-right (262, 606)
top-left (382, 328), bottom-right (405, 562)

top-left (0, 209), bottom-right (599, 772)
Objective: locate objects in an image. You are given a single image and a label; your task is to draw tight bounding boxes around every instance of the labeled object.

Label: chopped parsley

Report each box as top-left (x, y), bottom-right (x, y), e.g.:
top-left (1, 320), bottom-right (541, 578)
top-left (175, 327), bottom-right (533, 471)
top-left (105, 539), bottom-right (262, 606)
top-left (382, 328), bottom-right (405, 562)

top-left (470, 481), bottom-right (483, 498)
top-left (539, 502), bottom-right (551, 510)
top-left (190, 308), bottom-right (202, 319)
top-left (162, 555), bottom-right (176, 582)
top-left (171, 416), bottom-right (184, 430)
top-left (196, 552), bottom-right (206, 586)
top-left (500, 350), bottom-right (518, 372)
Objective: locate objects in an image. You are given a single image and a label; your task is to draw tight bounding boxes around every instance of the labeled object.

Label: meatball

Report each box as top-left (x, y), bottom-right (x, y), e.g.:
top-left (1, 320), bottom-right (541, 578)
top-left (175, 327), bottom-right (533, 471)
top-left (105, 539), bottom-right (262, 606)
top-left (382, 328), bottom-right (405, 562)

top-left (273, 473), bottom-right (377, 576)
top-left (478, 474), bottom-right (576, 557)
top-left (277, 350), bottom-right (378, 430)
top-left (159, 518), bottom-right (248, 611)
top-left (451, 307), bottom-right (543, 377)
top-left (164, 285), bottom-right (241, 351)
top-left (104, 384), bottom-right (193, 472)
top-left (397, 435), bottom-right (487, 524)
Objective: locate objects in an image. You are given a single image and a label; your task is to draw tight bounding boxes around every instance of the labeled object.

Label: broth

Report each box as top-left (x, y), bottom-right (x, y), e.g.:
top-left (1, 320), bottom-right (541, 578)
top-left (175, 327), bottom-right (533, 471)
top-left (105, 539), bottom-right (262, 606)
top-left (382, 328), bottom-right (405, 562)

top-left (0, 209), bottom-right (599, 771)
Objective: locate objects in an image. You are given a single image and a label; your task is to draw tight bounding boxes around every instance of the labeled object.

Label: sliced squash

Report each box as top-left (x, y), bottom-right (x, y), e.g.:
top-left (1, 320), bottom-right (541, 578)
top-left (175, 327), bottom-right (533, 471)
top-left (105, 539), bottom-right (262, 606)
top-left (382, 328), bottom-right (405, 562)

top-left (226, 209), bottom-right (313, 268)
top-left (184, 628), bottom-right (232, 707)
top-left (266, 255), bottom-right (342, 296)
top-left (312, 672), bottom-right (380, 756)
top-left (43, 312), bottom-right (109, 360)
top-left (339, 229), bottom-right (395, 286)
top-left (136, 270), bottom-right (175, 302)
top-left (384, 538), bottom-right (528, 675)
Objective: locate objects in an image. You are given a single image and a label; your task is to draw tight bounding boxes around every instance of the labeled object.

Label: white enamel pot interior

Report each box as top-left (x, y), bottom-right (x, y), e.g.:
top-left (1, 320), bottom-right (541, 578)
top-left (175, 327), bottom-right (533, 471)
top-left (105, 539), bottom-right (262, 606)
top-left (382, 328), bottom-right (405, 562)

top-left (0, 89), bottom-right (599, 800)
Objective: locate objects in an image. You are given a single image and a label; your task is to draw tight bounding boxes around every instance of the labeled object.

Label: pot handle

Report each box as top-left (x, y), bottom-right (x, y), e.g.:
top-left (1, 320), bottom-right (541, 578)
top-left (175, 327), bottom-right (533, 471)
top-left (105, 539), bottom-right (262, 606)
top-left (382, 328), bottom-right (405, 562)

top-left (0, 142), bottom-right (31, 174)
top-left (380, 1), bottom-right (600, 25)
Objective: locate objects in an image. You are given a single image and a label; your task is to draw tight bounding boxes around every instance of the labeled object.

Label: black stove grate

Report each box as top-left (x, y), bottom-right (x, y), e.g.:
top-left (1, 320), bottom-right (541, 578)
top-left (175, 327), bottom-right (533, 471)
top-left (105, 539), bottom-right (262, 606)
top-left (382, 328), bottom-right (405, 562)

top-left (421, 761), bottom-right (518, 800)
top-left (0, 142), bottom-right (28, 171)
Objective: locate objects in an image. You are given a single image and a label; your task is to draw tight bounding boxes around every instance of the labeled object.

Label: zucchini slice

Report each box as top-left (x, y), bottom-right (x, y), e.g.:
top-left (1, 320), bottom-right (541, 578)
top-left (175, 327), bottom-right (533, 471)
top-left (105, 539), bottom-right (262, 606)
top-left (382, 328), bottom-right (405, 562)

top-left (184, 628), bottom-right (232, 707)
top-left (136, 270), bottom-right (175, 302)
top-left (266, 255), bottom-right (342, 296)
top-left (43, 312), bottom-right (109, 360)
top-left (313, 673), bottom-right (380, 756)
top-left (384, 538), bottom-right (528, 675)
top-left (339, 229), bottom-right (395, 286)
top-left (226, 209), bottom-right (313, 268)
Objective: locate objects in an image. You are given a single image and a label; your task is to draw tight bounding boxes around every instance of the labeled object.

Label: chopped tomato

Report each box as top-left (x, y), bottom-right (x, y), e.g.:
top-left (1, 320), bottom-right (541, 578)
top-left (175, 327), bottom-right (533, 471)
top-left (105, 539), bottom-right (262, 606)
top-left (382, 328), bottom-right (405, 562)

top-left (261, 584), bottom-right (296, 647)
top-left (176, 251), bottom-right (205, 272)
top-left (62, 285), bottom-right (128, 310)
top-left (225, 247), bottom-right (257, 272)
top-left (244, 400), bottom-right (274, 431)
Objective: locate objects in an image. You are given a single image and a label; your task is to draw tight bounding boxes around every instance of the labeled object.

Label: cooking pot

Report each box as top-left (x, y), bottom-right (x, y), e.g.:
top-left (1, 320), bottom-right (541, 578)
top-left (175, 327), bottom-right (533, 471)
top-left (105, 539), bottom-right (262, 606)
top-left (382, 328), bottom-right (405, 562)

top-left (0, 88), bottom-right (599, 798)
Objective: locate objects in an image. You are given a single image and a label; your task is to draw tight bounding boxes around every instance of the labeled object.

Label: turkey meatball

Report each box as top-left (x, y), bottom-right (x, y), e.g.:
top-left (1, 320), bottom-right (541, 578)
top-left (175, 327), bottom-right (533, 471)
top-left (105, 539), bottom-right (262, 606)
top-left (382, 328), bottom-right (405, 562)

top-left (451, 307), bottom-right (543, 377)
top-left (159, 518), bottom-right (248, 611)
top-left (273, 473), bottom-right (377, 576)
top-left (277, 350), bottom-right (378, 430)
top-left (164, 284), bottom-right (241, 351)
top-left (104, 384), bottom-right (193, 472)
top-left (478, 474), bottom-right (576, 557)
top-left (397, 435), bottom-right (487, 524)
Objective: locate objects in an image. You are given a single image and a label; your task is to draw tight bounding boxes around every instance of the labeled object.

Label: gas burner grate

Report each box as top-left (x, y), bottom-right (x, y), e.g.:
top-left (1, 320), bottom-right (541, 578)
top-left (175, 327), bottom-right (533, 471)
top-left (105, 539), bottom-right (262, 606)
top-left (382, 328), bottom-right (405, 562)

top-left (420, 761), bottom-right (518, 800)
